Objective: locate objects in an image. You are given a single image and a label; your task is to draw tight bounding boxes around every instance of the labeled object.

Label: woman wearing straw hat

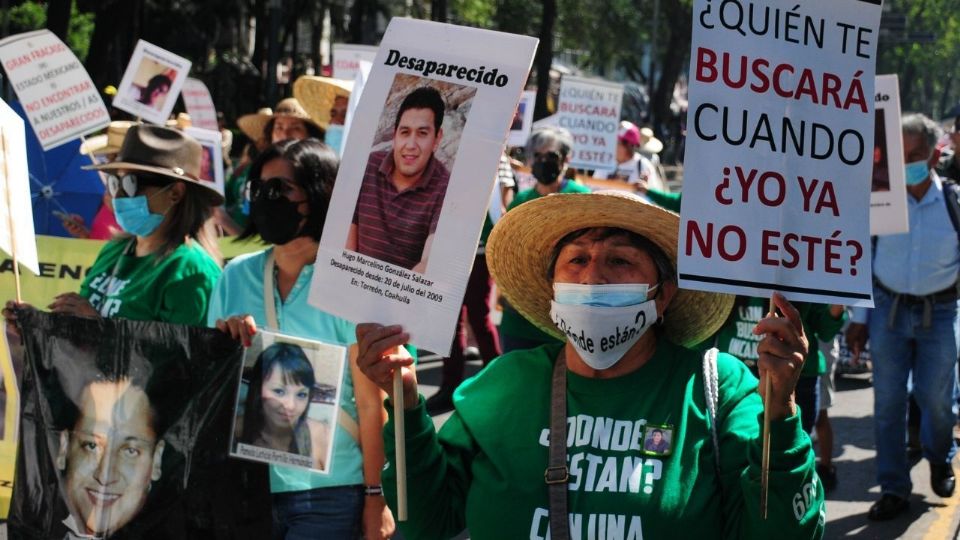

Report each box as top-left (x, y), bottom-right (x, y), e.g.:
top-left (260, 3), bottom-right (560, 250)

top-left (5, 125), bottom-right (223, 328)
top-left (356, 192), bottom-right (824, 539)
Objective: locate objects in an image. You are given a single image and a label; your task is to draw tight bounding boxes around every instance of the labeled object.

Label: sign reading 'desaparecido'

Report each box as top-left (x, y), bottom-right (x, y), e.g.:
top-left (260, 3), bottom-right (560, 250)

top-left (309, 18), bottom-right (538, 354)
top-left (556, 76), bottom-right (623, 171)
top-left (0, 30), bottom-right (109, 150)
top-left (679, 0), bottom-right (882, 307)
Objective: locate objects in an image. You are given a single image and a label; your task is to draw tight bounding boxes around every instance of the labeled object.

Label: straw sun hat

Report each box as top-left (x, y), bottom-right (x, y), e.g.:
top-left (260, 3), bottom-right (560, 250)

top-left (486, 192), bottom-right (734, 347)
top-left (79, 121), bottom-right (137, 156)
top-left (236, 98), bottom-right (320, 141)
top-left (293, 76), bottom-right (353, 129)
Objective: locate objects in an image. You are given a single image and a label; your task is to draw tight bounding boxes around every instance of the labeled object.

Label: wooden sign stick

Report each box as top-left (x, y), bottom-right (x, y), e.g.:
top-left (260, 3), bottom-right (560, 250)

top-left (393, 369), bottom-right (408, 521)
top-left (760, 293), bottom-right (777, 519)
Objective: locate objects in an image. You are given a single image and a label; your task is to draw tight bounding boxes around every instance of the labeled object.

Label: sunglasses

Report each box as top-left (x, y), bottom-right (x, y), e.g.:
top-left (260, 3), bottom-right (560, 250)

top-left (247, 177), bottom-right (298, 202)
top-left (106, 173), bottom-right (169, 198)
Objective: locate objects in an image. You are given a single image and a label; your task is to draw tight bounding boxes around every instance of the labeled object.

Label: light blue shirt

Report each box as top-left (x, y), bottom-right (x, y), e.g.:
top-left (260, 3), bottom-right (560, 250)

top-left (852, 172), bottom-right (960, 324)
top-left (207, 248), bottom-right (363, 492)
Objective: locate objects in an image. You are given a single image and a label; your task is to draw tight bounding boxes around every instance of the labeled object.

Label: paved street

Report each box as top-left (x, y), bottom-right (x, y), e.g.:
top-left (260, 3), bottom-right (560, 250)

top-left (416, 356), bottom-right (960, 539)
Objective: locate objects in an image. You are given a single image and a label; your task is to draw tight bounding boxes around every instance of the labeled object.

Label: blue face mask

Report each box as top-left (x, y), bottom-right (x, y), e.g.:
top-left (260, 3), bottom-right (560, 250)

top-left (553, 283), bottom-right (658, 307)
top-left (904, 160), bottom-right (930, 186)
top-left (324, 125), bottom-right (344, 157)
top-left (113, 186), bottom-right (171, 237)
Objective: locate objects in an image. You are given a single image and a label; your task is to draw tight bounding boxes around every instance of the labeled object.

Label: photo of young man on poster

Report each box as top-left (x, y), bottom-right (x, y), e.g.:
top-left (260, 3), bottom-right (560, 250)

top-left (55, 376), bottom-right (165, 538)
top-left (346, 75), bottom-right (475, 272)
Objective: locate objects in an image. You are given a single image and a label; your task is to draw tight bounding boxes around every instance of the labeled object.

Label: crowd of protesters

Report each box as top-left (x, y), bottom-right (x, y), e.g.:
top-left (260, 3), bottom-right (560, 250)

top-left (4, 63), bottom-right (960, 537)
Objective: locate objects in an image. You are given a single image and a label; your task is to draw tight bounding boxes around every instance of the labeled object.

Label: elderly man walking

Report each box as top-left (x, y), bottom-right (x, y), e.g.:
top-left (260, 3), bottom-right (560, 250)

top-left (847, 113), bottom-right (960, 521)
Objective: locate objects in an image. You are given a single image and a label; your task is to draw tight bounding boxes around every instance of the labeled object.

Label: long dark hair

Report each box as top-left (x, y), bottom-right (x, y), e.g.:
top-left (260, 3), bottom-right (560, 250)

top-left (139, 74), bottom-right (171, 105)
top-left (238, 138), bottom-right (338, 243)
top-left (241, 343), bottom-right (316, 457)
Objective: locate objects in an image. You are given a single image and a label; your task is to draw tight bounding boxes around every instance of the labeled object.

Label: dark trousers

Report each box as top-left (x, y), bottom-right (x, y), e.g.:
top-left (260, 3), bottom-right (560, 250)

top-left (441, 253), bottom-right (502, 390)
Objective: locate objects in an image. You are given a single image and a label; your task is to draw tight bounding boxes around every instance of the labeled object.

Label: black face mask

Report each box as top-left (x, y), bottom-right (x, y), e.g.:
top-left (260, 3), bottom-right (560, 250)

top-left (532, 158), bottom-right (563, 185)
top-left (250, 197), bottom-right (304, 245)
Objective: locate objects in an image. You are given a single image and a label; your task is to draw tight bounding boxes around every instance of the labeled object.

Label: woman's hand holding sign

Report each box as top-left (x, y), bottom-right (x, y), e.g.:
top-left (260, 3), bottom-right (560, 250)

top-left (356, 323), bottom-right (418, 409)
top-left (48, 293), bottom-right (99, 318)
top-left (754, 292), bottom-right (809, 421)
top-left (216, 315), bottom-right (258, 347)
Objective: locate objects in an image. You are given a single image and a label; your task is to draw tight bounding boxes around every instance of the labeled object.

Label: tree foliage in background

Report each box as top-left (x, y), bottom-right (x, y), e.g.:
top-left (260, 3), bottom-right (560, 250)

top-left (876, 0), bottom-right (960, 119)
top-left (2, 0), bottom-right (93, 59)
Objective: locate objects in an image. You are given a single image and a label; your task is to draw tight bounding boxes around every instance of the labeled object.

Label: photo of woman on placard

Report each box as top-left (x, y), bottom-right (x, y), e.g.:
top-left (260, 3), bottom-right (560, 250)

top-left (239, 342), bottom-right (332, 471)
top-left (137, 73), bottom-right (173, 111)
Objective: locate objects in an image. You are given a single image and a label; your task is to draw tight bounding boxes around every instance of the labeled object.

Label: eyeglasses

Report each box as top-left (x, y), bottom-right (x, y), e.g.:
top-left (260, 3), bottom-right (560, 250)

top-left (247, 177), bottom-right (298, 202)
top-left (106, 173), bottom-right (168, 198)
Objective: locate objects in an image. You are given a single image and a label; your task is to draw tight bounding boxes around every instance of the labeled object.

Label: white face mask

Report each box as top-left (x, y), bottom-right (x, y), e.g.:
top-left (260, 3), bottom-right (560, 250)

top-left (550, 298), bottom-right (659, 370)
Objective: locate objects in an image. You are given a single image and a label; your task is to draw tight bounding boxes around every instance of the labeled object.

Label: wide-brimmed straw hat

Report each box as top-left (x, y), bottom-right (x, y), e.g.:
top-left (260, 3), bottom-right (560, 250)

top-left (640, 127), bottom-right (664, 154)
top-left (83, 124), bottom-right (224, 205)
top-left (79, 121), bottom-right (137, 156)
top-left (486, 192), bottom-right (734, 347)
top-left (293, 76), bottom-right (353, 129)
top-left (236, 98), bottom-right (320, 141)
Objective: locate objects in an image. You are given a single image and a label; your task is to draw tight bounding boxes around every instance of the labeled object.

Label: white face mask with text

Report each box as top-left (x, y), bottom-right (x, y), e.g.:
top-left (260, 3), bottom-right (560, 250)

top-left (549, 298), bottom-right (658, 370)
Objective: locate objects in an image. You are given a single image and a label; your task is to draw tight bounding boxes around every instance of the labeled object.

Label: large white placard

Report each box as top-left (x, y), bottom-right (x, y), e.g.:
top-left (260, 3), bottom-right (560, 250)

top-left (181, 78), bottom-right (218, 131)
top-left (556, 76), bottom-right (623, 171)
top-left (112, 40), bottom-right (191, 126)
top-left (0, 99), bottom-right (39, 275)
top-left (0, 30), bottom-right (109, 150)
top-left (332, 44), bottom-right (379, 82)
top-left (310, 19), bottom-right (537, 354)
top-left (507, 90), bottom-right (536, 147)
top-left (679, 0), bottom-right (882, 307)
top-left (870, 75), bottom-right (908, 236)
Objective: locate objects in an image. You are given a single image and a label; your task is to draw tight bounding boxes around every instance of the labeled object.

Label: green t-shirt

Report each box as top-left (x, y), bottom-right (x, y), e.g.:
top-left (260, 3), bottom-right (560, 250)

top-left (80, 239), bottom-right (222, 326)
top-left (706, 297), bottom-right (845, 376)
top-left (646, 188), bottom-right (682, 212)
top-left (499, 180), bottom-right (592, 343)
top-left (384, 341), bottom-right (825, 540)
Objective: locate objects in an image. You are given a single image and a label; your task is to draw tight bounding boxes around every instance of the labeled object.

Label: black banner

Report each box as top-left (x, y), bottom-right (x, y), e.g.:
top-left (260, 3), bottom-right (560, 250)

top-left (9, 310), bottom-right (272, 539)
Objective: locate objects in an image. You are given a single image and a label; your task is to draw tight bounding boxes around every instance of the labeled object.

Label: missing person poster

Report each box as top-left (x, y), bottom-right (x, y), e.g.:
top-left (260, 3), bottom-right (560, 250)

top-left (309, 18), bottom-right (538, 354)
top-left (870, 74), bottom-right (908, 236)
top-left (112, 40), bottom-right (191, 126)
top-left (9, 310), bottom-right (249, 539)
top-left (507, 90), bottom-right (536, 147)
top-left (678, 0), bottom-right (881, 307)
top-left (0, 29), bottom-right (110, 150)
top-left (557, 76), bottom-right (623, 171)
top-left (181, 78), bottom-right (218, 131)
top-left (332, 43), bottom-right (379, 82)
top-left (183, 127), bottom-right (225, 198)
top-left (229, 330), bottom-right (345, 473)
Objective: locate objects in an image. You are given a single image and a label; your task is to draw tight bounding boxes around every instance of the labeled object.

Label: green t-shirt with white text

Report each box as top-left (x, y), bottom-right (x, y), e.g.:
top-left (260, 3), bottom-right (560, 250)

top-left (384, 341), bottom-right (824, 540)
top-left (80, 239), bottom-right (222, 326)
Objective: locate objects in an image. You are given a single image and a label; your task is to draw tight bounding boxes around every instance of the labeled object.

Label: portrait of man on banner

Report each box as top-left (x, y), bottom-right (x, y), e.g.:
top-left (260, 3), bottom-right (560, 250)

top-left (346, 74), bottom-right (476, 272)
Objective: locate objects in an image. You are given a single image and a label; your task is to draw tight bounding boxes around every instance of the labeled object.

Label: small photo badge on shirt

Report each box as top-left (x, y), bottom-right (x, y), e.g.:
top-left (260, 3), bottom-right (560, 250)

top-left (641, 423), bottom-right (674, 457)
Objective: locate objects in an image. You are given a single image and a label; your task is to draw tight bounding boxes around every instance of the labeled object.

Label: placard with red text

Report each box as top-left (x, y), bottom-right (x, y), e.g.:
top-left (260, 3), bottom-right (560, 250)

top-left (679, 0), bottom-right (882, 307)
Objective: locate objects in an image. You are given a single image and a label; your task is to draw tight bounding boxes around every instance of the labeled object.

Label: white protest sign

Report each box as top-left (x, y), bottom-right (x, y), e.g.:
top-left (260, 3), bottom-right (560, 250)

top-left (310, 19), bottom-right (538, 354)
top-left (557, 76), bottom-right (623, 171)
top-left (0, 30), bottom-right (109, 150)
top-left (183, 127), bottom-right (225, 198)
top-left (0, 99), bottom-right (39, 275)
top-left (341, 60), bottom-right (372, 158)
top-left (112, 40), bottom-right (191, 126)
top-left (332, 44), bottom-right (379, 82)
top-left (678, 0), bottom-right (881, 308)
top-left (181, 78), bottom-right (218, 131)
top-left (870, 74), bottom-right (908, 236)
top-left (507, 90), bottom-right (536, 147)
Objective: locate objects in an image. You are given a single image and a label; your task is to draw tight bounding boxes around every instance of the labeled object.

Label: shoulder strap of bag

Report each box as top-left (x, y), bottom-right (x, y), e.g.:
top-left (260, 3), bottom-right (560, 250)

top-left (942, 179), bottom-right (960, 243)
top-left (702, 348), bottom-right (721, 475)
top-left (546, 350), bottom-right (569, 540)
top-left (263, 251), bottom-right (361, 444)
